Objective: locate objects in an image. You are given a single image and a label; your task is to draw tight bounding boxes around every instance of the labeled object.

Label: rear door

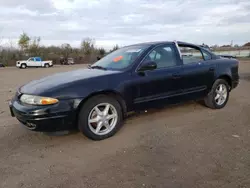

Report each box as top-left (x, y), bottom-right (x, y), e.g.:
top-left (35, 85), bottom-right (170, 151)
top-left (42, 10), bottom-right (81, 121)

top-left (178, 45), bottom-right (215, 100)
top-left (35, 57), bottom-right (42, 66)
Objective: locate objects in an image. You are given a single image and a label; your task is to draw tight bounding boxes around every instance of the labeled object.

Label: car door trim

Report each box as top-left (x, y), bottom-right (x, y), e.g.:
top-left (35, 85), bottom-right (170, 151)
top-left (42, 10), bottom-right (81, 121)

top-left (134, 85), bottom-right (206, 104)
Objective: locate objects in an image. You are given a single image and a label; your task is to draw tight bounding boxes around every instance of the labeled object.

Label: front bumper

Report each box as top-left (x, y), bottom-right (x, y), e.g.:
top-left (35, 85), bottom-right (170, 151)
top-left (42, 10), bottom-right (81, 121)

top-left (9, 98), bottom-right (78, 132)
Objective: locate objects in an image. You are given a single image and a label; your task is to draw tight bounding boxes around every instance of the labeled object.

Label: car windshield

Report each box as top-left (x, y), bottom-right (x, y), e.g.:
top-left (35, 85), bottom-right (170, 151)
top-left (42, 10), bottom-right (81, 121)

top-left (90, 45), bottom-right (149, 70)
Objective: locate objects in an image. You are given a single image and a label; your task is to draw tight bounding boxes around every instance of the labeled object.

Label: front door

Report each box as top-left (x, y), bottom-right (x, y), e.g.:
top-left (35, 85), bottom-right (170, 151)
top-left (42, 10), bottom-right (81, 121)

top-left (28, 58), bottom-right (36, 67)
top-left (132, 44), bottom-right (183, 110)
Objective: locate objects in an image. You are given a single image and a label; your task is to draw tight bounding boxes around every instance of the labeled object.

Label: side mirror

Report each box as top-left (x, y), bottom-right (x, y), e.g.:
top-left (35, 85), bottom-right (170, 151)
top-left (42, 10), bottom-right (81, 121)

top-left (138, 60), bottom-right (157, 72)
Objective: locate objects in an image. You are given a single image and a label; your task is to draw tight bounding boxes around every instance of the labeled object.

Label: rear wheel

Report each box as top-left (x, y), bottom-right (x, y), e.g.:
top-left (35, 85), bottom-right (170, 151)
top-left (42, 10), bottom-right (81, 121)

top-left (204, 79), bottom-right (230, 109)
top-left (78, 95), bottom-right (123, 140)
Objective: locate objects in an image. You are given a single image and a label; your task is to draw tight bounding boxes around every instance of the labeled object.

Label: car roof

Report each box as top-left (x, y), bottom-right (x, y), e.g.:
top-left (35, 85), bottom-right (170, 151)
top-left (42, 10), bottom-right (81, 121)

top-left (125, 41), bottom-right (173, 47)
top-left (124, 41), bottom-right (200, 48)
top-left (122, 41), bottom-right (217, 57)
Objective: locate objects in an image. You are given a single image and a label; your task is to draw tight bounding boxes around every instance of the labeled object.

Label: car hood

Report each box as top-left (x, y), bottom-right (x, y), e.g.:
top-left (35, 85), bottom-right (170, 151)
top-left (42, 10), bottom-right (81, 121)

top-left (19, 68), bottom-right (120, 95)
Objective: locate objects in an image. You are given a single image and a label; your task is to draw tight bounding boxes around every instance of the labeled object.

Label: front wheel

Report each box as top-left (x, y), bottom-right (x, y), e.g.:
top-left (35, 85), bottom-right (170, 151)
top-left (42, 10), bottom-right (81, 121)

top-left (44, 64), bottom-right (49, 68)
top-left (78, 95), bottom-right (123, 140)
top-left (204, 79), bottom-right (230, 109)
top-left (21, 63), bottom-right (27, 69)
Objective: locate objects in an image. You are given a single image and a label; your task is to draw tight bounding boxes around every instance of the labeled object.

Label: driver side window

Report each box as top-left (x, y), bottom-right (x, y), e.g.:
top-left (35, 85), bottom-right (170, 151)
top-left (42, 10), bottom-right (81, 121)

top-left (145, 45), bottom-right (178, 69)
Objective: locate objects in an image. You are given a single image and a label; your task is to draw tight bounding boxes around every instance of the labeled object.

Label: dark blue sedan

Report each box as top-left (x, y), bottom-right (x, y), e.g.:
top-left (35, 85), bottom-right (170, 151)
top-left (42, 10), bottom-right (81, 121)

top-left (9, 41), bottom-right (239, 140)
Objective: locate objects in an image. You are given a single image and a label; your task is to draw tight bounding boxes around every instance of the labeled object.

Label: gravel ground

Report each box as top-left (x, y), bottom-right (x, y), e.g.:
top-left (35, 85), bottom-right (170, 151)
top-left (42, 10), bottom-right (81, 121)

top-left (0, 62), bottom-right (250, 188)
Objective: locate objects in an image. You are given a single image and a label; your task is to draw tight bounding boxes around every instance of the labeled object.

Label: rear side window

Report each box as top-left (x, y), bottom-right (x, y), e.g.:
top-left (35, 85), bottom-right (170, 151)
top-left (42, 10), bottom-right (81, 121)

top-left (179, 46), bottom-right (204, 65)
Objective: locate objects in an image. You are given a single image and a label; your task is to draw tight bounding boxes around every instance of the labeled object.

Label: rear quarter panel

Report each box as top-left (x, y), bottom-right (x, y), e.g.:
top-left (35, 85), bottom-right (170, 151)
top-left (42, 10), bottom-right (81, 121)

top-left (41, 61), bottom-right (52, 66)
top-left (214, 58), bottom-right (239, 86)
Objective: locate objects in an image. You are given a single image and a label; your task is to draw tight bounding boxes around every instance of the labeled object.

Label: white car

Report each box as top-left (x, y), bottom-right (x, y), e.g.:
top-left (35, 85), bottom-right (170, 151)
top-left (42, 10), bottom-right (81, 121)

top-left (67, 58), bottom-right (74, 65)
top-left (60, 57), bottom-right (75, 65)
top-left (16, 57), bottom-right (53, 69)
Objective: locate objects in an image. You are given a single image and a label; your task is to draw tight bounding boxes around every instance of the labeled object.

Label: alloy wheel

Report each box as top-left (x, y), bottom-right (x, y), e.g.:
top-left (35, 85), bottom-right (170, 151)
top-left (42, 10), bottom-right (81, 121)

top-left (214, 83), bottom-right (228, 105)
top-left (88, 103), bottom-right (118, 135)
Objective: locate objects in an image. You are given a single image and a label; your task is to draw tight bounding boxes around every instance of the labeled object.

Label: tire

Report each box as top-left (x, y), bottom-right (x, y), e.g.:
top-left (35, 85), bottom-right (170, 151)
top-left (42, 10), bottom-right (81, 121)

top-left (44, 64), bottom-right (49, 68)
top-left (21, 63), bottom-right (27, 69)
top-left (204, 79), bottom-right (230, 109)
top-left (78, 95), bottom-right (123, 140)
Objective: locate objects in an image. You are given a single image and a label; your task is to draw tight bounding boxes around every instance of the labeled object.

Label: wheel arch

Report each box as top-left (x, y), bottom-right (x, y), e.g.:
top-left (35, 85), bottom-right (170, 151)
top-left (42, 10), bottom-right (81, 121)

top-left (216, 74), bottom-right (232, 90)
top-left (76, 90), bottom-right (127, 120)
top-left (20, 63), bottom-right (27, 68)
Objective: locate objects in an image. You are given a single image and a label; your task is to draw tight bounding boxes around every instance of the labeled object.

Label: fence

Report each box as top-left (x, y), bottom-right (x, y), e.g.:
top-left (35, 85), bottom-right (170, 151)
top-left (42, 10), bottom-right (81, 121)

top-left (212, 49), bottom-right (250, 57)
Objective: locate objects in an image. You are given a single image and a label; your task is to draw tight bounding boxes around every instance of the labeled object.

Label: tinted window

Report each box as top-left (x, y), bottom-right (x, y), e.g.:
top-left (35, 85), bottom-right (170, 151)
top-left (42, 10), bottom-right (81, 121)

top-left (179, 46), bottom-right (204, 65)
top-left (149, 50), bottom-right (156, 60)
top-left (91, 45), bottom-right (150, 70)
top-left (201, 49), bottom-right (212, 60)
top-left (144, 45), bottom-right (177, 69)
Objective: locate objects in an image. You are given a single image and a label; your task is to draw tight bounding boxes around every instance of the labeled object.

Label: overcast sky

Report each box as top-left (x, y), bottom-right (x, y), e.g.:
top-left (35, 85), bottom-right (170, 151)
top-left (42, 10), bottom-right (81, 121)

top-left (0, 0), bottom-right (249, 49)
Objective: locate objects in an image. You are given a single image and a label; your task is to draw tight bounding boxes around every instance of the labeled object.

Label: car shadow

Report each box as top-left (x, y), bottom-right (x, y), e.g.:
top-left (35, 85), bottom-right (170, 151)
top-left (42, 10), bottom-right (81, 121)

top-left (2, 100), bottom-right (208, 150)
top-left (44, 100), bottom-right (207, 138)
top-left (125, 100), bottom-right (207, 121)
top-left (240, 72), bottom-right (250, 81)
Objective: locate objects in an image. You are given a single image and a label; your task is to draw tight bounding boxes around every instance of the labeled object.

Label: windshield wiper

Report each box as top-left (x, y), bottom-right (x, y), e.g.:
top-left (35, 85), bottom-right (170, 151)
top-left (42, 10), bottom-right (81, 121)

top-left (90, 65), bottom-right (107, 70)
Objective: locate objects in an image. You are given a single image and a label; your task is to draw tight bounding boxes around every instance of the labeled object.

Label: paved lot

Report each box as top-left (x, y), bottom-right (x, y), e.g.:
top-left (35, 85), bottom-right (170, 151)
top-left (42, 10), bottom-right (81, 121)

top-left (0, 62), bottom-right (250, 188)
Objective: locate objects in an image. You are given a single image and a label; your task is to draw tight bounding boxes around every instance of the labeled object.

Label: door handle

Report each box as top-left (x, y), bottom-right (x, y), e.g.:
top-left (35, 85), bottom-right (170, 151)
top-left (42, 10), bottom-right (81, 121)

top-left (172, 73), bottom-right (181, 79)
top-left (209, 67), bottom-right (215, 71)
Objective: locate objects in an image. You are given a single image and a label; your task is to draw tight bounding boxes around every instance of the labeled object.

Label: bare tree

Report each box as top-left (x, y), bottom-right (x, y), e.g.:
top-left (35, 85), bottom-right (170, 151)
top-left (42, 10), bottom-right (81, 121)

top-left (98, 47), bottom-right (106, 56)
top-left (29, 36), bottom-right (41, 56)
top-left (8, 38), bottom-right (15, 50)
top-left (18, 32), bottom-right (30, 53)
top-left (60, 43), bottom-right (72, 64)
top-left (109, 44), bottom-right (119, 53)
top-left (81, 38), bottom-right (95, 56)
top-left (61, 43), bottom-right (72, 58)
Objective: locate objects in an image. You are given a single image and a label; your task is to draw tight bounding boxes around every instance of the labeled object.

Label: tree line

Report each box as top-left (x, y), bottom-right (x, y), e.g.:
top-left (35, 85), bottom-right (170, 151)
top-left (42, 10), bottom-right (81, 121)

top-left (0, 32), bottom-right (120, 66)
top-left (0, 32), bottom-right (249, 66)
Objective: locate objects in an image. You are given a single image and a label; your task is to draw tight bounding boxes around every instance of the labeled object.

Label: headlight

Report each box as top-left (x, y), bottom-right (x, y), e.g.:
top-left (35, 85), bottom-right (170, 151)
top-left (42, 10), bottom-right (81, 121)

top-left (20, 94), bottom-right (59, 105)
